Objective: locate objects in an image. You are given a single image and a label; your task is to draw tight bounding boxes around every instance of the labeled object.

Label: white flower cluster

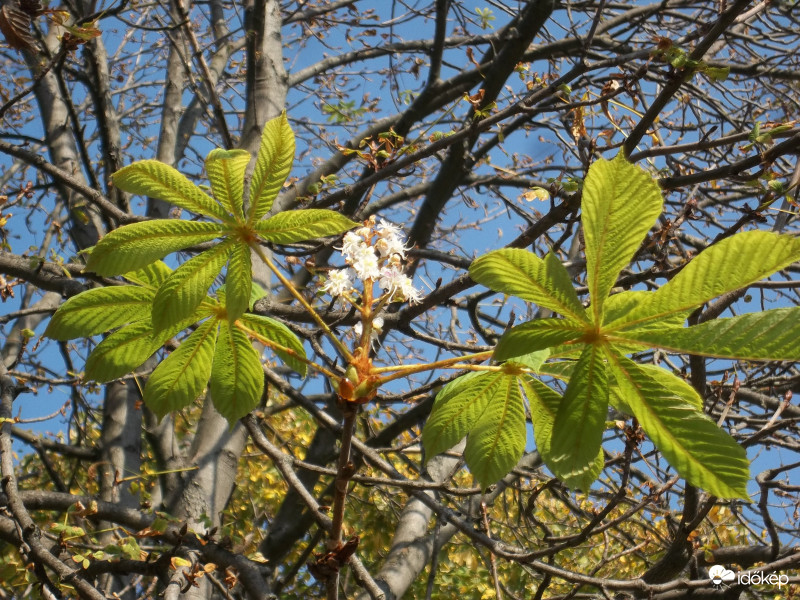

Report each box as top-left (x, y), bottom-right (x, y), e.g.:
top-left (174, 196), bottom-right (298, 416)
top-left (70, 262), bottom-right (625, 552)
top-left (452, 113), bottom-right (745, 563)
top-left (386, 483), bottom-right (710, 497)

top-left (321, 218), bottom-right (422, 305)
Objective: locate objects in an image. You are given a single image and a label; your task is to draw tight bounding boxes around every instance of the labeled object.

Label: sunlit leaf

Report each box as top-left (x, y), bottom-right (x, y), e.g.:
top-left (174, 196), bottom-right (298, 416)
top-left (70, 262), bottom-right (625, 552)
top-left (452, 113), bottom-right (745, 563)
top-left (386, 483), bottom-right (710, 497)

top-left (123, 261), bottom-right (173, 289)
top-left (144, 319), bottom-right (218, 421)
top-left (602, 290), bottom-right (690, 353)
top-left (255, 209), bottom-right (358, 244)
top-left (463, 374), bottom-right (526, 488)
top-left (151, 241), bottom-right (233, 330)
top-left (470, 250), bottom-right (588, 323)
top-left (582, 155), bottom-right (663, 323)
top-left (521, 376), bottom-right (603, 484)
top-left (86, 220), bottom-right (224, 276)
top-left (205, 149), bottom-right (250, 220)
top-left (112, 160), bottom-right (228, 221)
top-left (704, 66), bottom-right (730, 81)
top-left (45, 286), bottom-right (154, 340)
top-left (249, 281), bottom-right (268, 310)
top-left (610, 231), bottom-right (800, 329)
top-left (210, 320), bottom-right (265, 424)
top-left (603, 291), bottom-right (689, 328)
top-left (84, 321), bottom-right (164, 383)
top-left (422, 371), bottom-right (498, 460)
top-left (549, 344), bottom-right (608, 490)
top-left (616, 307), bottom-right (800, 361)
top-left (503, 349), bottom-right (550, 372)
top-left (607, 350), bottom-right (749, 499)
top-left (536, 360), bottom-right (576, 380)
top-left (224, 242), bottom-right (252, 323)
top-left (248, 112), bottom-right (295, 221)
top-left (609, 363), bottom-right (702, 415)
top-left (238, 314), bottom-right (307, 376)
top-left (494, 318), bottom-right (586, 361)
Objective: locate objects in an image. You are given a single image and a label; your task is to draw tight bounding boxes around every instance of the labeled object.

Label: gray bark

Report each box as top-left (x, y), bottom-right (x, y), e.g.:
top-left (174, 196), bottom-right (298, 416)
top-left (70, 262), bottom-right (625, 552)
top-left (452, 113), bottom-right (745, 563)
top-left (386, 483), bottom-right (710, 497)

top-left (97, 380), bottom-right (142, 600)
top-left (360, 442), bottom-right (465, 600)
top-left (24, 28), bottom-right (104, 250)
top-left (357, 450), bottom-right (542, 600)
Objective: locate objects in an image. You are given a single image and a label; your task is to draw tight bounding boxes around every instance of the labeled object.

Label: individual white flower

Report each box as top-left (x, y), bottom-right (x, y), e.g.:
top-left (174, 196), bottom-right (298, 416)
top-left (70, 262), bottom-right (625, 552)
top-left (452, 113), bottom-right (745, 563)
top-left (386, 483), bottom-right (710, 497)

top-left (375, 220), bottom-right (408, 258)
top-left (379, 266), bottom-right (408, 294)
top-left (354, 316), bottom-right (384, 341)
top-left (340, 231), bottom-right (365, 260)
top-left (400, 278), bottom-right (422, 304)
top-left (375, 235), bottom-right (407, 259)
top-left (376, 219), bottom-right (403, 240)
top-left (350, 244), bottom-right (380, 280)
top-left (379, 266), bottom-right (421, 303)
top-left (321, 268), bottom-right (353, 298)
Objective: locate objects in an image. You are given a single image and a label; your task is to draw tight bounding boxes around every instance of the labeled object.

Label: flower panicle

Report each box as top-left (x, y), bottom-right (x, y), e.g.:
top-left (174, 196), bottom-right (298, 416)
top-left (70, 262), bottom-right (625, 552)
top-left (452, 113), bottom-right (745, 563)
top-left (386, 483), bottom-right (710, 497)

top-left (321, 216), bottom-right (421, 306)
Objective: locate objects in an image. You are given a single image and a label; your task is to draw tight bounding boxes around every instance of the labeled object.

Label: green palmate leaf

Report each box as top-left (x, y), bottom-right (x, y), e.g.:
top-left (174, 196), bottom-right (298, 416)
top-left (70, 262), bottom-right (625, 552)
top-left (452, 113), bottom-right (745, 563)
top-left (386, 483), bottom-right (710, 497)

top-left (602, 291), bottom-right (691, 353)
top-left (469, 250), bottom-right (588, 323)
top-left (205, 149), bottom-right (251, 220)
top-left (84, 321), bottom-right (165, 383)
top-left (494, 318), bottom-right (586, 361)
top-left (224, 242), bottom-right (252, 323)
top-left (143, 318), bottom-right (218, 421)
top-left (582, 155), bottom-right (663, 323)
top-left (248, 112), bottom-right (295, 222)
top-left (611, 231), bottom-right (800, 329)
top-left (606, 350), bottom-right (749, 498)
top-left (45, 286), bottom-right (154, 340)
top-left (249, 281), bottom-right (268, 310)
top-left (422, 371), bottom-right (499, 460)
top-left (639, 365), bottom-right (703, 410)
top-left (520, 376), bottom-right (603, 483)
top-left (86, 220), bottom-right (224, 276)
top-left (210, 320), bottom-right (265, 424)
top-left (151, 240), bottom-right (233, 330)
top-left (255, 209), bottom-right (358, 244)
top-left (463, 374), bottom-right (526, 488)
top-left (112, 160), bottom-right (228, 221)
top-left (123, 261), bottom-right (173, 289)
top-left (504, 349), bottom-right (550, 372)
top-left (536, 360), bottom-right (575, 380)
top-left (609, 363), bottom-right (702, 416)
top-left (546, 343), bottom-right (587, 360)
top-left (238, 313), bottom-right (307, 376)
top-left (549, 343), bottom-right (609, 490)
top-left (604, 291), bottom-right (690, 328)
top-left (519, 376), bottom-right (560, 459)
top-left (617, 307), bottom-right (800, 361)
